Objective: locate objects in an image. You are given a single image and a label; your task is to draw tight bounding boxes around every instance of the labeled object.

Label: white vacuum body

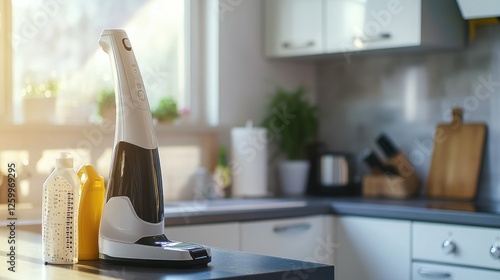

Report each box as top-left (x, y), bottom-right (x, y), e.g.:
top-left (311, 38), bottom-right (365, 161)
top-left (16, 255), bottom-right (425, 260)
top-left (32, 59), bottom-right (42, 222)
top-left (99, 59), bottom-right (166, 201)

top-left (98, 29), bottom-right (210, 267)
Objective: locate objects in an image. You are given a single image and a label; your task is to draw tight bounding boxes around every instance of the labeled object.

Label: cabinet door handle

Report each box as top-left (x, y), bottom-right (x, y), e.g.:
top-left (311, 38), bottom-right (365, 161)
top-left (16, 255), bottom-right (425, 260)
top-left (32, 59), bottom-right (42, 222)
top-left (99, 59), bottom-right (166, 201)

top-left (273, 223), bottom-right (311, 234)
top-left (354, 33), bottom-right (392, 43)
top-left (417, 268), bottom-right (452, 279)
top-left (282, 41), bottom-right (315, 49)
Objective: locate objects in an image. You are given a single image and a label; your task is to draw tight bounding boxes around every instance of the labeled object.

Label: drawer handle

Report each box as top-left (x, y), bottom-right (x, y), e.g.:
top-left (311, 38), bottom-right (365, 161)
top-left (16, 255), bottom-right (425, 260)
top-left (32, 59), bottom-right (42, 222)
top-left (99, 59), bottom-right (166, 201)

top-left (282, 41), bottom-right (315, 49)
top-left (417, 268), bottom-right (452, 279)
top-left (273, 223), bottom-right (311, 234)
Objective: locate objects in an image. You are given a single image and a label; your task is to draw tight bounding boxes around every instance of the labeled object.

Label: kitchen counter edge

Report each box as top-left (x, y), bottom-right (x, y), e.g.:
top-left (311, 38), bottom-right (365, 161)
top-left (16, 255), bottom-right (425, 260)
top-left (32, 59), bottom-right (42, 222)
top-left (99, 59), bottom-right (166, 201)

top-left (164, 197), bottom-right (500, 229)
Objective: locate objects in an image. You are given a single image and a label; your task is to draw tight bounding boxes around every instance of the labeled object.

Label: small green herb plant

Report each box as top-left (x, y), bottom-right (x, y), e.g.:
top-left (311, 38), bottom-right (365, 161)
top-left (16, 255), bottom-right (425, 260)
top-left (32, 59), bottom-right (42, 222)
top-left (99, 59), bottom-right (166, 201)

top-left (261, 87), bottom-right (319, 160)
top-left (96, 88), bottom-right (115, 120)
top-left (24, 78), bottom-right (59, 98)
top-left (152, 97), bottom-right (179, 123)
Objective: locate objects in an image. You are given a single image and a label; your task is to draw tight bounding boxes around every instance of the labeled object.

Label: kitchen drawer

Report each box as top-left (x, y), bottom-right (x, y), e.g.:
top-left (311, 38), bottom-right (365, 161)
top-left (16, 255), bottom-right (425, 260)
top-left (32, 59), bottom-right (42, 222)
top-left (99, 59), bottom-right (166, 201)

top-left (413, 222), bottom-right (500, 270)
top-left (241, 215), bottom-right (329, 263)
top-left (413, 262), bottom-right (500, 280)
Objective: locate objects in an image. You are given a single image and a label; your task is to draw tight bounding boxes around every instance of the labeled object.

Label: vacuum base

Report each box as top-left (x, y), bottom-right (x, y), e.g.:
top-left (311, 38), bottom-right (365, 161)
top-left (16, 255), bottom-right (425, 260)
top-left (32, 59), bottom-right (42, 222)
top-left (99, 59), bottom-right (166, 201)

top-left (100, 253), bottom-right (211, 268)
top-left (100, 234), bottom-right (211, 268)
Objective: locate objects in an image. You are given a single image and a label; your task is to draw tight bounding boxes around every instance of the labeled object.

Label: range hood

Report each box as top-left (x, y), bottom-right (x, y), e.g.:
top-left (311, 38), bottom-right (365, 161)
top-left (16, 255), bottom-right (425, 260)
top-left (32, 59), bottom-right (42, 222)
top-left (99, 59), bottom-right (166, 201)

top-left (456, 0), bottom-right (500, 19)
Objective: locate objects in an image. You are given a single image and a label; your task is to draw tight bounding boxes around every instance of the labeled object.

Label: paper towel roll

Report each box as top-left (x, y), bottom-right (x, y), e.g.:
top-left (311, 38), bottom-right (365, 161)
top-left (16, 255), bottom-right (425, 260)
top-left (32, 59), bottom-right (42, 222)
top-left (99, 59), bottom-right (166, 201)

top-left (231, 124), bottom-right (268, 197)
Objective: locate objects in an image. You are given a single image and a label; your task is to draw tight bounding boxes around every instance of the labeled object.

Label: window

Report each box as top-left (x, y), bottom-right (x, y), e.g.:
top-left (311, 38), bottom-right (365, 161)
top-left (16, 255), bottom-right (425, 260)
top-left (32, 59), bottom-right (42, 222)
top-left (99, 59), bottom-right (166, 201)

top-left (2, 0), bottom-right (209, 125)
top-left (0, 1), bottom-right (220, 206)
top-left (0, 1), bottom-right (13, 122)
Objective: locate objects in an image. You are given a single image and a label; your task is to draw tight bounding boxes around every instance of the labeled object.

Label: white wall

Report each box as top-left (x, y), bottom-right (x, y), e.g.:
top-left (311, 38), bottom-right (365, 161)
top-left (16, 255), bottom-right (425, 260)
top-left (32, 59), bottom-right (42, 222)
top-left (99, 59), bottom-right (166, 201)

top-left (217, 0), bottom-right (317, 194)
top-left (218, 0), bottom-right (317, 127)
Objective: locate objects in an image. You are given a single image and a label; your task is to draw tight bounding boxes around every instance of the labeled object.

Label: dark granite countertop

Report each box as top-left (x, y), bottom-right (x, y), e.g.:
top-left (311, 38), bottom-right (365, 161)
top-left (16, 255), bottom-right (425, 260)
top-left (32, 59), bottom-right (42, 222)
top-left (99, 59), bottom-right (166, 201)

top-left (76, 249), bottom-right (334, 280)
top-left (0, 225), bottom-right (334, 279)
top-left (164, 197), bottom-right (500, 228)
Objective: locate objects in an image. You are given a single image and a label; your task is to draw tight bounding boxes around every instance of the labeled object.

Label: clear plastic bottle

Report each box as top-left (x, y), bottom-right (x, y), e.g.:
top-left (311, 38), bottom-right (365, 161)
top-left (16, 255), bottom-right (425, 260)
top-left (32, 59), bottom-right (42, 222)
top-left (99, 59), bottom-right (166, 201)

top-left (42, 152), bottom-right (81, 264)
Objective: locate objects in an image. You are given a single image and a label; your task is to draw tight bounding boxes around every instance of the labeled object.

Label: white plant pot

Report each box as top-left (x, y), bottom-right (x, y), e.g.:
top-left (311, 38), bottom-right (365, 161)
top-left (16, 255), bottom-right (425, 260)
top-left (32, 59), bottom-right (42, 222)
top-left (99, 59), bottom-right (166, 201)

top-left (23, 96), bottom-right (57, 123)
top-left (279, 160), bottom-right (310, 196)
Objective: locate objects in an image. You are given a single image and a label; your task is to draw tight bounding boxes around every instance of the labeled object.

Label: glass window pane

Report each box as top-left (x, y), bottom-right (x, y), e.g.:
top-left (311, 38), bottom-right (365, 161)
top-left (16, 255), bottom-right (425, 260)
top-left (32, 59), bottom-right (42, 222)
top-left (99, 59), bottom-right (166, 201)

top-left (12, 0), bottom-right (186, 124)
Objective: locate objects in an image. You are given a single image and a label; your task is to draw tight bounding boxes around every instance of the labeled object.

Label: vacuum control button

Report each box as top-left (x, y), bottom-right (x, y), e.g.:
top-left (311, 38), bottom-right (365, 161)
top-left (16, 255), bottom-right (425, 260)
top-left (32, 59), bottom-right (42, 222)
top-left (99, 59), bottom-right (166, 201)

top-left (137, 90), bottom-right (145, 101)
top-left (130, 90), bottom-right (148, 110)
top-left (122, 38), bottom-right (132, 51)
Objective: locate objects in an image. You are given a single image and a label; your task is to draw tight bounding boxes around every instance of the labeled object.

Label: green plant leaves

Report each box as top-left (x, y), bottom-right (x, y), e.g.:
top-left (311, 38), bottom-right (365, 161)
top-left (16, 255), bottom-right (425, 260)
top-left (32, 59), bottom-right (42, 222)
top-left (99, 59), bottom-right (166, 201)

top-left (96, 88), bottom-right (115, 118)
top-left (261, 87), bottom-right (318, 160)
top-left (152, 97), bottom-right (179, 123)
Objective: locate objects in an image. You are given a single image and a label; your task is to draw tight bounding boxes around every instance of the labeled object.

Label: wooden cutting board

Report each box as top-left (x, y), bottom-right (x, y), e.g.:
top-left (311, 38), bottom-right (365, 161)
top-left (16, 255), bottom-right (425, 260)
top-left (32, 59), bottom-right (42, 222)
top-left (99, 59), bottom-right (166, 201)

top-left (426, 108), bottom-right (486, 200)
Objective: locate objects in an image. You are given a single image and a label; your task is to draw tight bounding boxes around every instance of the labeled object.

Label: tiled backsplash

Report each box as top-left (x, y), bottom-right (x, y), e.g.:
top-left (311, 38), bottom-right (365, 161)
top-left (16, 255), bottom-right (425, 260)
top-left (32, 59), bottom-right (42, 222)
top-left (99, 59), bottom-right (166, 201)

top-left (317, 25), bottom-right (500, 202)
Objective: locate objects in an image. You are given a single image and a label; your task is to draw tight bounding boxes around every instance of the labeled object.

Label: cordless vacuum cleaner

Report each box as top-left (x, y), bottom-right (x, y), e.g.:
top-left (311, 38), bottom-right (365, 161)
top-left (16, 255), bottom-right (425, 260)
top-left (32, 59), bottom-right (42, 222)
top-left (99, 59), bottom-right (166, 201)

top-left (98, 29), bottom-right (211, 267)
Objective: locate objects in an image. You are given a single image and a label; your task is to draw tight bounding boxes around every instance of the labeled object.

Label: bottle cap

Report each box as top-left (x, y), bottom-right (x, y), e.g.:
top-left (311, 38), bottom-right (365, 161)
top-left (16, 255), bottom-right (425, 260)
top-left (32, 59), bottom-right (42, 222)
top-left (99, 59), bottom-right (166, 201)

top-left (56, 152), bottom-right (73, 169)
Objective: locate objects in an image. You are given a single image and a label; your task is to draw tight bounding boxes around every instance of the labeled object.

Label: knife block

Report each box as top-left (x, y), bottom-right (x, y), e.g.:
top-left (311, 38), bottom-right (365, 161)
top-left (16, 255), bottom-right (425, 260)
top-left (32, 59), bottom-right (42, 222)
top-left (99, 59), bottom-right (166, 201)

top-left (362, 153), bottom-right (420, 198)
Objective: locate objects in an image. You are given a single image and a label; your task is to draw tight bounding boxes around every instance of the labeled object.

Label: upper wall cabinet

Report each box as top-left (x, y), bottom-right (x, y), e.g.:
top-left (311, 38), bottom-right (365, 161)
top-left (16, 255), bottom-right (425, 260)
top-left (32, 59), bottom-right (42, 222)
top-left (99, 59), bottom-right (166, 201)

top-left (326, 0), bottom-right (420, 53)
top-left (264, 0), bottom-right (465, 58)
top-left (264, 0), bottom-right (325, 57)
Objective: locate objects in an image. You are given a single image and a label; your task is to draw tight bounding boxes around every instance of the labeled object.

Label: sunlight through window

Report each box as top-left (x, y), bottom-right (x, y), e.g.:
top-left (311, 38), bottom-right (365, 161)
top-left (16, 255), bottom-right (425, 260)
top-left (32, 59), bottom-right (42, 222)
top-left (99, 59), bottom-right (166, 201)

top-left (12, 0), bottom-right (187, 124)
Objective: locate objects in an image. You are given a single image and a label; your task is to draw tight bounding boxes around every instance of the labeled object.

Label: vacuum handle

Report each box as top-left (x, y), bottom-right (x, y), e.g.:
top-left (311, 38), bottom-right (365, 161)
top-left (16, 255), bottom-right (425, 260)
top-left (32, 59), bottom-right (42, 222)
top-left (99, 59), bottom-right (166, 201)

top-left (99, 29), bottom-right (157, 149)
top-left (98, 29), bottom-right (149, 111)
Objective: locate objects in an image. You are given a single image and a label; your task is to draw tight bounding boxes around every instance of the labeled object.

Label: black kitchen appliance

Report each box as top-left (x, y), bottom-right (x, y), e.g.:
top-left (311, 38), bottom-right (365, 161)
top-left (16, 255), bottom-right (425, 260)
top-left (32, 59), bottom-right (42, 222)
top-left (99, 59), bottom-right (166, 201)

top-left (307, 144), bottom-right (360, 196)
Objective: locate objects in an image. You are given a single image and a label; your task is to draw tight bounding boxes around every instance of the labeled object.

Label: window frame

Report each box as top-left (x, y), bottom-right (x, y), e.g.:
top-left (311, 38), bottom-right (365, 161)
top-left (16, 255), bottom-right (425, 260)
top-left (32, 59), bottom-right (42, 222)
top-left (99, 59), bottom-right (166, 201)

top-left (1, 0), bottom-right (13, 124)
top-left (189, 0), bottom-right (219, 126)
top-left (0, 0), bottom-right (219, 127)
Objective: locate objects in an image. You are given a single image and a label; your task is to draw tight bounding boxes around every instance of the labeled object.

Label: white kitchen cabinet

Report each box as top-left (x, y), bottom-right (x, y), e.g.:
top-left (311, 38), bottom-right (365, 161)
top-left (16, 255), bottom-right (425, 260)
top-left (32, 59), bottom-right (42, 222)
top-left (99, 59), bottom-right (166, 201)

top-left (166, 216), bottom-right (333, 263)
top-left (166, 222), bottom-right (240, 250)
top-left (326, 0), bottom-right (464, 55)
top-left (241, 215), bottom-right (334, 264)
top-left (325, 0), bottom-right (420, 53)
top-left (335, 216), bottom-right (411, 280)
top-left (264, 0), bottom-right (325, 57)
top-left (265, 0), bottom-right (464, 58)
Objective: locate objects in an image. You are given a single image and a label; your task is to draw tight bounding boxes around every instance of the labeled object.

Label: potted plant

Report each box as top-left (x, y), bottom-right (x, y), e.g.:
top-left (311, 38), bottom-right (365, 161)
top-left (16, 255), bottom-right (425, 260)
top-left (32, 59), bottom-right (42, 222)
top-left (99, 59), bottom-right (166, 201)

top-left (22, 77), bottom-right (59, 123)
top-left (96, 88), bottom-right (115, 123)
top-left (152, 97), bottom-right (179, 124)
top-left (261, 86), bottom-right (318, 196)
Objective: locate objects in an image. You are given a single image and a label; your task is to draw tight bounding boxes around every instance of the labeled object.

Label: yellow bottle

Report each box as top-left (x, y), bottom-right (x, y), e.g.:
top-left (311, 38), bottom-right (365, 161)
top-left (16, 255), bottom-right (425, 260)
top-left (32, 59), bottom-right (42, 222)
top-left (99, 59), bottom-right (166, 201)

top-left (77, 165), bottom-right (105, 261)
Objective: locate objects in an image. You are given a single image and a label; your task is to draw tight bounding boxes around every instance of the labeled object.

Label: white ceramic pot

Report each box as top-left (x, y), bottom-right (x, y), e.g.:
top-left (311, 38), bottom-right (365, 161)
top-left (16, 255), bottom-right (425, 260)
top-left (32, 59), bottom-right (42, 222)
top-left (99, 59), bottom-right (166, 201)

top-left (279, 160), bottom-right (310, 196)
